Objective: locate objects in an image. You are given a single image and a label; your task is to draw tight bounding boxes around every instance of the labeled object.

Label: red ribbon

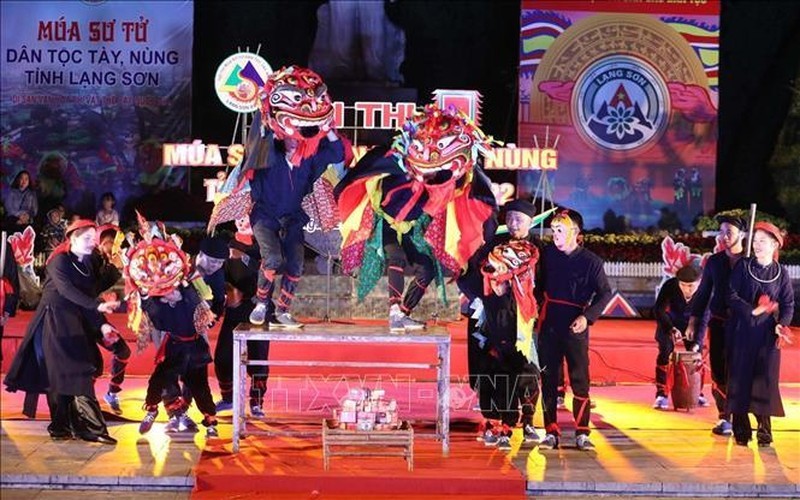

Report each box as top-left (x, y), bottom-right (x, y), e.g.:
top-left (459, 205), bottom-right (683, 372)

top-left (538, 292), bottom-right (584, 331)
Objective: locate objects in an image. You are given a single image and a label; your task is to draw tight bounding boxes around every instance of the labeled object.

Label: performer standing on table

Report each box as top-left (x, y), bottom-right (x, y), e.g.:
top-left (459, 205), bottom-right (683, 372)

top-left (214, 217), bottom-right (269, 417)
top-left (652, 264), bottom-right (709, 410)
top-left (244, 66), bottom-right (344, 329)
top-left (4, 220), bottom-right (119, 444)
top-left (537, 209), bottom-right (612, 451)
top-left (335, 105), bottom-right (497, 331)
top-left (686, 214), bottom-right (747, 436)
top-left (726, 222), bottom-right (794, 447)
top-left (125, 228), bottom-right (219, 438)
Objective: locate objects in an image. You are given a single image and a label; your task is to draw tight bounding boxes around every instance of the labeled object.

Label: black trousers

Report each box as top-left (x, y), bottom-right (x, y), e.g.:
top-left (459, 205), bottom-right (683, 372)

top-left (47, 393), bottom-right (109, 439)
top-left (466, 316), bottom-right (491, 392)
top-left (732, 413), bottom-right (772, 444)
top-left (383, 224), bottom-right (435, 314)
top-left (215, 300), bottom-right (270, 406)
top-left (478, 344), bottom-right (540, 428)
top-left (145, 338), bottom-right (216, 422)
top-left (539, 327), bottom-right (591, 436)
top-left (708, 317), bottom-right (729, 420)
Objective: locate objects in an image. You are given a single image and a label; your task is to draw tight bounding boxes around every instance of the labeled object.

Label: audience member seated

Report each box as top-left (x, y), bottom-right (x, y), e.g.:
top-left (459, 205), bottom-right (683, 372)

top-left (3, 170), bottom-right (38, 232)
top-left (95, 192), bottom-right (120, 226)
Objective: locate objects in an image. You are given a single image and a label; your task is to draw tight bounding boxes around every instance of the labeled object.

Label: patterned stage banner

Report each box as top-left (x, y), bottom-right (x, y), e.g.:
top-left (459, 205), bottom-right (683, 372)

top-left (518, 0), bottom-right (719, 230)
top-left (1, 0), bottom-right (193, 219)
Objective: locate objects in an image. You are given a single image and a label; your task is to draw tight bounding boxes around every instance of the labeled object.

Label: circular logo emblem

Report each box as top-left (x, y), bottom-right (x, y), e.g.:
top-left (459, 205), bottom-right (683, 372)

top-left (214, 53), bottom-right (272, 113)
top-left (572, 55), bottom-right (670, 153)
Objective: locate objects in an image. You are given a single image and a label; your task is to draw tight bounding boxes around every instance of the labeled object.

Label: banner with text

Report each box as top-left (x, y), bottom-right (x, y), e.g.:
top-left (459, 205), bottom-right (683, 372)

top-left (519, 0), bottom-right (719, 230)
top-left (1, 0), bottom-right (193, 221)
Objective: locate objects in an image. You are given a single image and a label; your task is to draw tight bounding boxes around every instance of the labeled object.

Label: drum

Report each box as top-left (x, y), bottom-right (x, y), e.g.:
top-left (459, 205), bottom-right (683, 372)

top-left (669, 351), bottom-right (703, 411)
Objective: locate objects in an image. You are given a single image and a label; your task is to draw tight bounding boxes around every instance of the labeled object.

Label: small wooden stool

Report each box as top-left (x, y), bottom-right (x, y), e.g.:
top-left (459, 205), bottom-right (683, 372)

top-left (322, 419), bottom-right (414, 471)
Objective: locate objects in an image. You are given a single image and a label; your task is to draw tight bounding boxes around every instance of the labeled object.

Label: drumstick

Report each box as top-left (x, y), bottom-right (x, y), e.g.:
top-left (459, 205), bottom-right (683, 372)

top-left (746, 203), bottom-right (757, 258)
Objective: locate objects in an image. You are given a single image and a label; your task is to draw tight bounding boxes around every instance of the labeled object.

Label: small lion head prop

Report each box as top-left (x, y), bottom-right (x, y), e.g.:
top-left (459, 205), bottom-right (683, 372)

top-left (124, 212), bottom-right (191, 298)
top-left (481, 238), bottom-right (540, 363)
top-left (392, 104), bottom-right (494, 185)
top-left (125, 238), bottom-right (191, 297)
top-left (482, 239), bottom-right (539, 295)
top-left (260, 65), bottom-right (334, 159)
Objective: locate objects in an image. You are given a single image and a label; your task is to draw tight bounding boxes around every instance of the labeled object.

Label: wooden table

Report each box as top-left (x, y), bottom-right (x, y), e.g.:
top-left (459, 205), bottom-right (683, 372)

top-left (232, 323), bottom-right (451, 454)
top-left (322, 419), bottom-right (414, 471)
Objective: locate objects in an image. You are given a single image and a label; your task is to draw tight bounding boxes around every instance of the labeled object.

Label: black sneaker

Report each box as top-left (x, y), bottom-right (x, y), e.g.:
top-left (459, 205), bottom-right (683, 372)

top-left (756, 430), bottom-right (772, 448)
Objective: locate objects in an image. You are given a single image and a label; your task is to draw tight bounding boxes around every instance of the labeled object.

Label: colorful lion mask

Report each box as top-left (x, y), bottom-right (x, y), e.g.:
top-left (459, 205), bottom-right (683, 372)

top-left (482, 239), bottom-right (539, 292)
top-left (125, 238), bottom-right (191, 297)
top-left (260, 65), bottom-right (334, 145)
top-left (124, 212), bottom-right (191, 297)
top-left (392, 104), bottom-right (494, 184)
top-left (481, 238), bottom-right (540, 364)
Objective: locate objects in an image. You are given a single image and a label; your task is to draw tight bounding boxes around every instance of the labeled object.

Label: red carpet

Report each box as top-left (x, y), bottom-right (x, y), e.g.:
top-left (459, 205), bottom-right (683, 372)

top-left (193, 429), bottom-right (525, 498)
top-left (2, 312), bottom-right (799, 383)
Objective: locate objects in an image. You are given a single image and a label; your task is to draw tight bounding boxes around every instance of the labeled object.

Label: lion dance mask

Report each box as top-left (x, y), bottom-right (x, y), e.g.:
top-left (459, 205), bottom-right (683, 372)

top-left (260, 65), bottom-right (335, 164)
top-left (335, 104), bottom-right (498, 302)
top-left (208, 65), bottom-right (337, 233)
top-left (124, 212), bottom-right (215, 353)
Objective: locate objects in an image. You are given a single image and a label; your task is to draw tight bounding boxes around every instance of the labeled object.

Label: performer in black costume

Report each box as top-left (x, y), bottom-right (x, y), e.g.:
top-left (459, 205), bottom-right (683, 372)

top-left (4, 220), bottom-right (119, 444)
top-left (652, 264), bottom-right (709, 410)
top-left (214, 217), bottom-right (270, 416)
top-left (725, 221), bottom-right (794, 447)
top-left (457, 199), bottom-right (540, 445)
top-left (138, 283), bottom-right (219, 438)
top-left (686, 214), bottom-right (747, 436)
top-left (92, 224), bottom-right (131, 414)
top-left (537, 209), bottom-right (612, 451)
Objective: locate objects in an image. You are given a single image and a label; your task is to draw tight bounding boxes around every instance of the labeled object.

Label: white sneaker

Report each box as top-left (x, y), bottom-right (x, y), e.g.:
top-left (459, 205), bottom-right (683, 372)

top-left (178, 413), bottom-right (198, 432)
top-left (270, 311), bottom-right (303, 329)
top-left (576, 434), bottom-right (595, 451)
top-left (389, 304), bottom-right (425, 332)
top-left (539, 433), bottom-right (559, 449)
top-left (483, 429), bottom-right (499, 447)
top-left (249, 302), bottom-right (267, 325)
top-left (653, 395), bottom-right (669, 410)
top-left (139, 410), bottom-right (158, 434)
top-left (250, 404), bottom-right (265, 418)
top-left (164, 416), bottom-right (181, 433)
top-left (523, 424), bottom-right (540, 443)
top-left (497, 434), bottom-right (512, 450)
top-left (103, 392), bottom-right (122, 414)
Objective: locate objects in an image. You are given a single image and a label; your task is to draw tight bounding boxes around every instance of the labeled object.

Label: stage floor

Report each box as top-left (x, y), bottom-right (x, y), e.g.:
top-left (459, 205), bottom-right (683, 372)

top-left (3, 314), bottom-right (799, 384)
top-left (1, 377), bottom-right (798, 498)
